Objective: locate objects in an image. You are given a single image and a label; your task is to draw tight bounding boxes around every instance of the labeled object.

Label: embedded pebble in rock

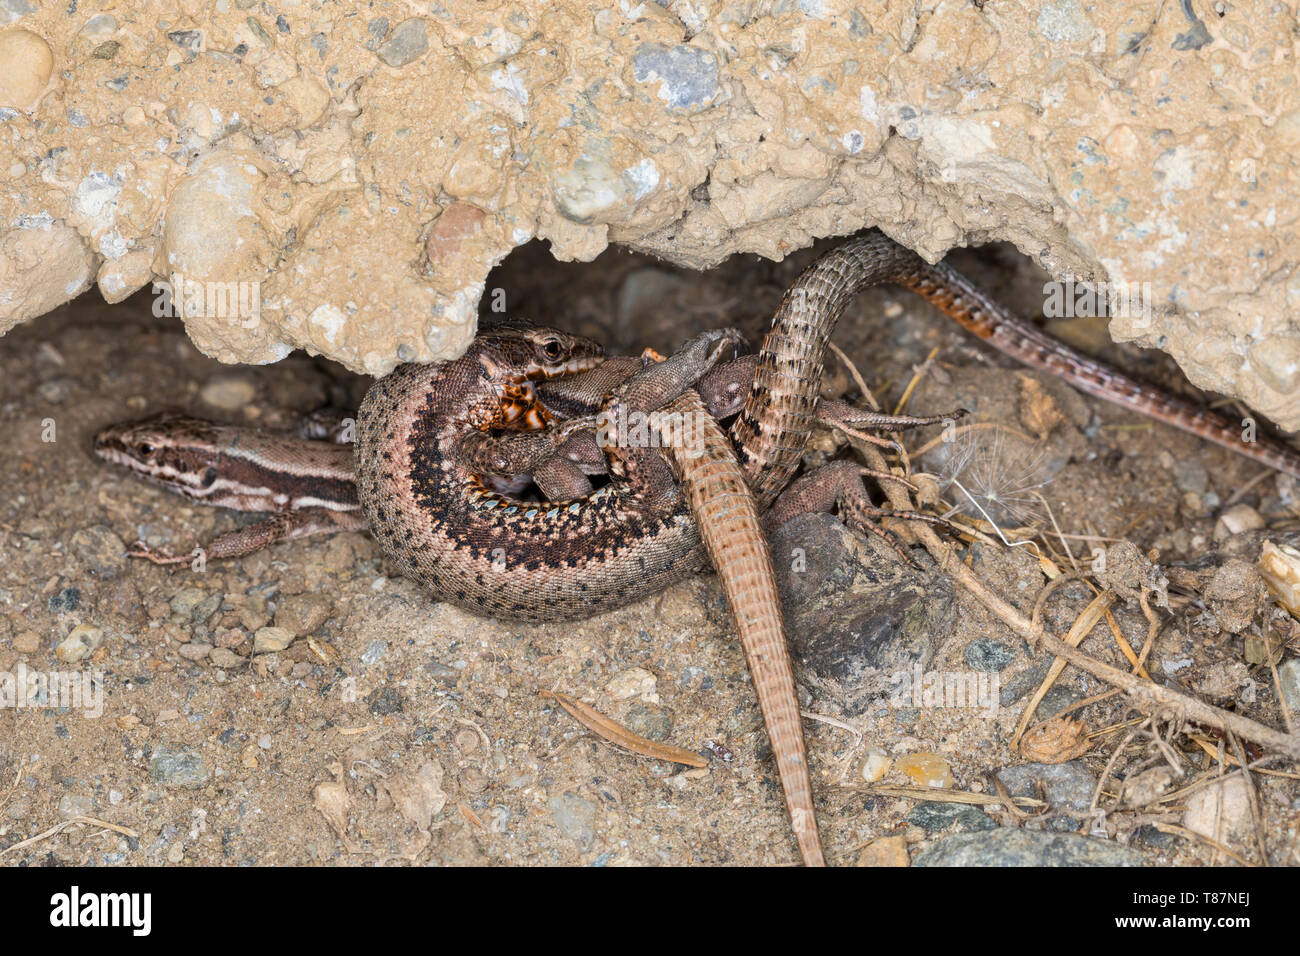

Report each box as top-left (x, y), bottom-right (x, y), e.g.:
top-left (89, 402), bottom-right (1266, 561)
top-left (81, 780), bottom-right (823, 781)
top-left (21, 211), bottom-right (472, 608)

top-left (623, 703), bottom-right (672, 742)
top-left (274, 593), bottom-right (332, 637)
top-left (964, 637), bottom-right (1015, 673)
top-left (770, 513), bottom-right (955, 715)
top-left (149, 743), bottom-right (210, 789)
top-left (157, 146), bottom-right (277, 365)
top-left (605, 667), bottom-right (659, 703)
top-left (548, 792), bottom-right (597, 849)
top-left (896, 753), bottom-right (954, 789)
top-left (68, 524), bottom-right (128, 580)
top-left (906, 802), bottom-right (996, 834)
top-left (855, 835), bottom-right (910, 867)
top-left (1183, 776), bottom-right (1252, 847)
top-left (95, 249), bottom-right (153, 304)
top-left (199, 373), bottom-right (258, 411)
top-left (0, 27), bottom-right (53, 111)
top-left (253, 626), bottom-right (295, 653)
top-left (995, 761), bottom-right (1096, 820)
top-left (13, 631), bottom-right (40, 654)
top-left (56, 624), bottom-right (102, 662)
top-left (914, 830), bottom-right (1145, 867)
top-left (425, 203), bottom-right (487, 270)
top-left (377, 18), bottom-right (428, 67)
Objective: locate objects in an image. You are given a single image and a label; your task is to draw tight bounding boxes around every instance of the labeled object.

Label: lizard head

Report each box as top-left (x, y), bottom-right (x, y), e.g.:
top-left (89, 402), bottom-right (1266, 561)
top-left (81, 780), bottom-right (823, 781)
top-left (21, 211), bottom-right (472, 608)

top-left (474, 326), bottom-right (604, 430)
top-left (93, 413), bottom-right (227, 499)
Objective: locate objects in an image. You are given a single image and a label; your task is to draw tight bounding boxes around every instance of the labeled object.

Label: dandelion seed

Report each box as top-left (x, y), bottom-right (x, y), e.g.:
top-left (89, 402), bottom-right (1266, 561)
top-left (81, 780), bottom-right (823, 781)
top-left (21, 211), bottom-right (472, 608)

top-left (929, 424), bottom-right (1057, 529)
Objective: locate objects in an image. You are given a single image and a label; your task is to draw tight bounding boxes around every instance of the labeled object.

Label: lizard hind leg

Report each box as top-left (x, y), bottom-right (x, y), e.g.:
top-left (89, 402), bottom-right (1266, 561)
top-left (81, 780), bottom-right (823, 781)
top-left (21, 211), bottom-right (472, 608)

top-left (765, 459), bottom-right (964, 569)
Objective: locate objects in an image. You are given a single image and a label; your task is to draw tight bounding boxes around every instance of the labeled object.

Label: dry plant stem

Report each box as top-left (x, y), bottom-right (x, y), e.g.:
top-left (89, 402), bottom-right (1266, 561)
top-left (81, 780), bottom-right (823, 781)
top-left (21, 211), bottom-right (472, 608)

top-left (1014, 586), bottom-right (1114, 748)
top-left (854, 443), bottom-right (1300, 762)
top-left (1151, 822), bottom-right (1258, 867)
top-left (1228, 731), bottom-right (1269, 866)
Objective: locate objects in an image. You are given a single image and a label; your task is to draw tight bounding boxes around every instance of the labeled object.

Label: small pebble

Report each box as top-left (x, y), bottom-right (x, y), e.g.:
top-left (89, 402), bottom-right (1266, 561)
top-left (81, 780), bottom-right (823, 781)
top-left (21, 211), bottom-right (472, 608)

top-left (253, 626), bottom-right (294, 653)
top-left (1183, 776), bottom-right (1252, 845)
top-left (209, 647), bottom-right (246, 669)
top-left (177, 642), bottom-right (211, 662)
top-left (13, 631), bottom-right (40, 654)
top-left (623, 703), bottom-right (672, 742)
top-left (149, 743), bottom-right (209, 788)
top-left (605, 666), bottom-right (658, 702)
top-left (274, 593), bottom-right (331, 636)
top-left (366, 686), bottom-right (404, 715)
top-left (1213, 503), bottom-right (1264, 541)
top-left (855, 834), bottom-right (910, 867)
top-left (896, 753), bottom-right (953, 788)
top-left (57, 794), bottom-right (94, 820)
top-left (547, 792), bottom-right (596, 848)
top-left (56, 624), bottom-right (103, 662)
top-left (199, 372), bottom-right (257, 410)
top-left (906, 802), bottom-right (995, 833)
top-left (856, 748), bottom-right (892, 783)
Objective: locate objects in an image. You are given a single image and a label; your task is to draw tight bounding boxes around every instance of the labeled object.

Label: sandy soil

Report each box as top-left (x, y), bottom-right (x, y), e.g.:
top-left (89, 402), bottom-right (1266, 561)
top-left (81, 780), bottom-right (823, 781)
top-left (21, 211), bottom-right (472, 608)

top-left (1, 240), bottom-right (1296, 866)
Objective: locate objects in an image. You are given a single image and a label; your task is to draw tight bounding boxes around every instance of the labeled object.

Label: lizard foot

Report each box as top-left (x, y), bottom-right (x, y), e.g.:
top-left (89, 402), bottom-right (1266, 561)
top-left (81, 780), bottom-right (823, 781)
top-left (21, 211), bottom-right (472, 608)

top-left (127, 541), bottom-right (191, 565)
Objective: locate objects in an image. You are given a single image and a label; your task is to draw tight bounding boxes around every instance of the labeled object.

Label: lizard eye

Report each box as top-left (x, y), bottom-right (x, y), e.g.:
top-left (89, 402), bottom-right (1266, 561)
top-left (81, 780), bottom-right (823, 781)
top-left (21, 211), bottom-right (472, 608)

top-left (539, 337), bottom-right (563, 361)
top-left (138, 442), bottom-right (155, 457)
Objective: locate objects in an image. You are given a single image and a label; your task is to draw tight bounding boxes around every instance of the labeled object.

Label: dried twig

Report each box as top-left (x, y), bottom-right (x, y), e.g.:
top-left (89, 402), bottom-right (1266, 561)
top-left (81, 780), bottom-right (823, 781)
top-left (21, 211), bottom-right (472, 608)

top-left (854, 443), bottom-right (1300, 760)
top-left (0, 816), bottom-right (139, 860)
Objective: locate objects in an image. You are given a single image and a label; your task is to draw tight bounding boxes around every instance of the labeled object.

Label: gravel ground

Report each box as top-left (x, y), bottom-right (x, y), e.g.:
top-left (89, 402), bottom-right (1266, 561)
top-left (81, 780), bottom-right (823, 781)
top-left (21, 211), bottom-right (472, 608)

top-left (1, 240), bottom-right (1296, 866)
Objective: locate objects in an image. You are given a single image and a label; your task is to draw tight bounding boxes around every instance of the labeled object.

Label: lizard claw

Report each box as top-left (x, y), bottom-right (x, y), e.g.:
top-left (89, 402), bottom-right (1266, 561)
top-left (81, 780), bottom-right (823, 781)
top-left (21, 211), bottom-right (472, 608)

top-left (127, 541), bottom-right (189, 566)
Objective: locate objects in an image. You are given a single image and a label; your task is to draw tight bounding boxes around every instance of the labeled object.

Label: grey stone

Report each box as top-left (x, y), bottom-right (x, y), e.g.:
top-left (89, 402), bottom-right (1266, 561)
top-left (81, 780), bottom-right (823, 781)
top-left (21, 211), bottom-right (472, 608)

top-left (770, 513), bottom-right (955, 715)
top-left (965, 637), bottom-right (1015, 672)
top-left (378, 18), bottom-right (428, 67)
top-left (906, 801), bottom-right (997, 833)
top-left (633, 42), bottom-right (719, 111)
top-left (624, 703), bottom-right (671, 742)
top-left (150, 744), bottom-right (209, 789)
top-left (914, 828), bottom-right (1146, 866)
top-left (995, 760), bottom-right (1096, 814)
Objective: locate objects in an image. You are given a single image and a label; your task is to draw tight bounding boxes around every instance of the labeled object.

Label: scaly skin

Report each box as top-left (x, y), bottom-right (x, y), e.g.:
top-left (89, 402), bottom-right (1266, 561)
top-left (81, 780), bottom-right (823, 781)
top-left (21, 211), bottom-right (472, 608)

top-left (654, 389), bottom-right (824, 866)
top-left (730, 230), bottom-right (1300, 509)
top-left (353, 329), bottom-right (723, 622)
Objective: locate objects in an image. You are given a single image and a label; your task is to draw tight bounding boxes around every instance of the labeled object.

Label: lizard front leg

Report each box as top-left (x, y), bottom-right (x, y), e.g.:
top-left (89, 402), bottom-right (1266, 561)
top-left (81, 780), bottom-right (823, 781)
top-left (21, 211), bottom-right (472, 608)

top-left (129, 508), bottom-right (368, 565)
